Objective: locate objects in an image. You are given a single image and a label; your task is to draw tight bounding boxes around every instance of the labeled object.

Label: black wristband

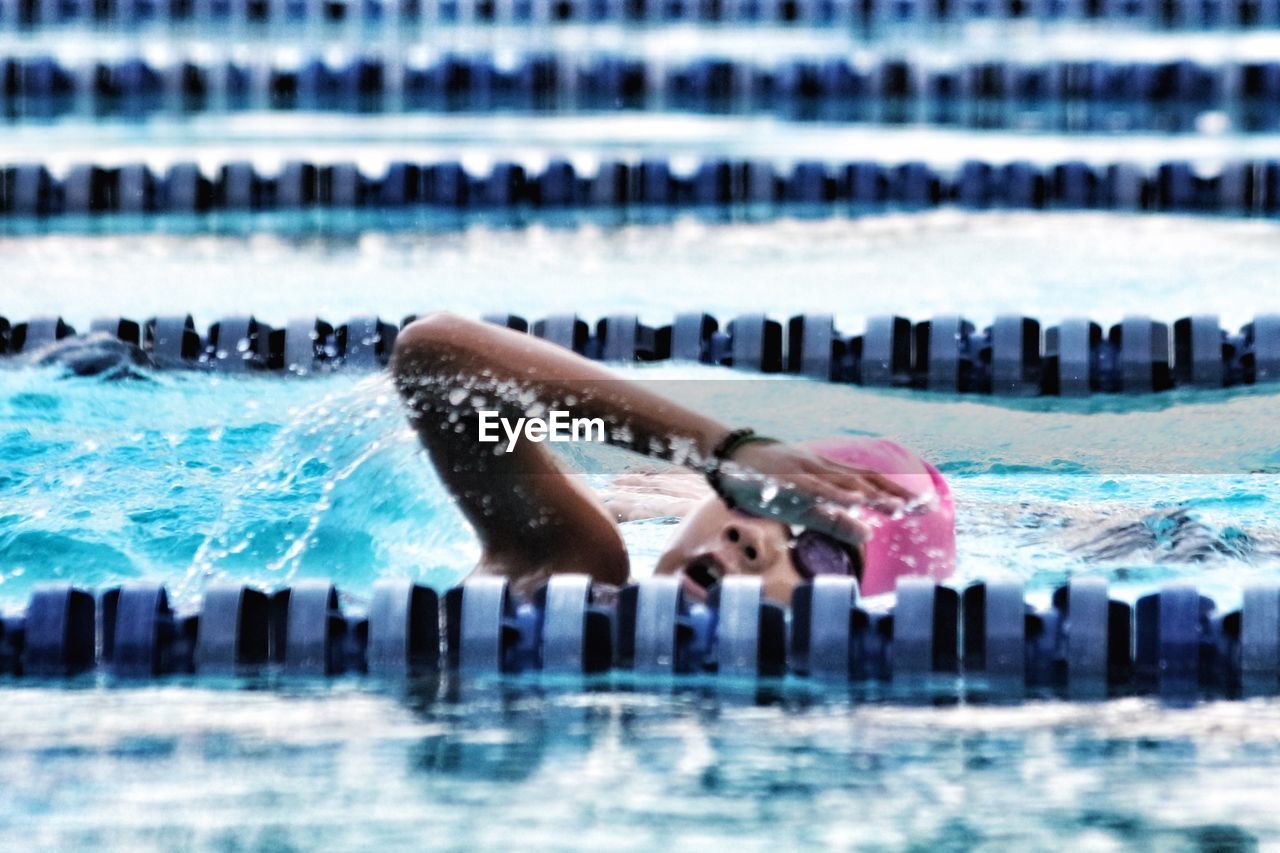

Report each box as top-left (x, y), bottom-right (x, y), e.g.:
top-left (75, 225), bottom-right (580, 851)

top-left (704, 428), bottom-right (779, 509)
top-left (711, 428), bottom-right (759, 464)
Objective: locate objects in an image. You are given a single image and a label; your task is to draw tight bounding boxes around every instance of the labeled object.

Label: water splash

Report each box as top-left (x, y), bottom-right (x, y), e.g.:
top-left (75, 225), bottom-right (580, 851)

top-left (177, 372), bottom-right (474, 607)
top-left (1, 362), bottom-right (1279, 610)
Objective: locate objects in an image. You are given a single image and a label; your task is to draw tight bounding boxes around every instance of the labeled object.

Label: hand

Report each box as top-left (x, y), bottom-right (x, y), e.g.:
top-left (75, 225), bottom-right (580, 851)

top-left (714, 441), bottom-right (922, 547)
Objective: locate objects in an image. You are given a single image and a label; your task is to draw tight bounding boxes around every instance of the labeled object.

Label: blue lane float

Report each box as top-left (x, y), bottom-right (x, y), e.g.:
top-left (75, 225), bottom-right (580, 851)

top-left (1, 0), bottom-right (1276, 29)
top-left (193, 585), bottom-right (271, 674)
top-left (100, 583), bottom-right (182, 676)
top-left (1, 575), bottom-right (1276, 698)
top-left (4, 157), bottom-right (1279, 219)
top-left (22, 585), bottom-right (97, 676)
top-left (2, 54), bottom-right (1276, 132)
top-left (3, 309), bottom-right (1278, 395)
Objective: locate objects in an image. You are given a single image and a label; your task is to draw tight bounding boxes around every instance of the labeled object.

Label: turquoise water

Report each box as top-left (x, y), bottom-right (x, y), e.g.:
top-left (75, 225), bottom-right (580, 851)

top-left (3, 213), bottom-right (1280, 848)
top-left (2, 363), bottom-right (1279, 611)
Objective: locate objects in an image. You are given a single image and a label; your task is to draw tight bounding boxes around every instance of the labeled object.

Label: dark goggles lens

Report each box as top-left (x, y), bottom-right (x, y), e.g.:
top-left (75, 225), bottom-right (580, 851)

top-left (789, 530), bottom-right (860, 580)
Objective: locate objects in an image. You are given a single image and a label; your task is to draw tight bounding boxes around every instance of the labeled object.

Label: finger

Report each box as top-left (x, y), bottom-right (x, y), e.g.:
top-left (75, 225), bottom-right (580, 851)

top-left (793, 475), bottom-right (875, 512)
top-left (819, 468), bottom-right (900, 503)
top-left (721, 467), bottom-right (884, 528)
top-left (809, 471), bottom-right (911, 516)
top-left (900, 490), bottom-right (941, 515)
top-left (850, 472), bottom-right (939, 516)
top-left (863, 471), bottom-right (918, 502)
top-left (838, 467), bottom-right (917, 503)
top-left (788, 470), bottom-right (880, 507)
top-left (811, 457), bottom-right (919, 502)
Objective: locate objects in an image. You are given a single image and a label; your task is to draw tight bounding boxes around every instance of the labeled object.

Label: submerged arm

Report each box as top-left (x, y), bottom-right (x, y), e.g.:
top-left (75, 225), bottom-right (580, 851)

top-left (600, 469), bottom-right (713, 522)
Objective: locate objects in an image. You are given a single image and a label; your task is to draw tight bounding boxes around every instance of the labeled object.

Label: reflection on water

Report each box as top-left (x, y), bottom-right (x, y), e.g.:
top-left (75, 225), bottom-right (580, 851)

top-left (0, 679), bottom-right (1273, 848)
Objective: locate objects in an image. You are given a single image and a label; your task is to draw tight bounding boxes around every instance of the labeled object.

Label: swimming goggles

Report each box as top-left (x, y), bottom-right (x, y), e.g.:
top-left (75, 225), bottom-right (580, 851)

top-left (685, 528), bottom-right (863, 590)
top-left (789, 529), bottom-right (863, 582)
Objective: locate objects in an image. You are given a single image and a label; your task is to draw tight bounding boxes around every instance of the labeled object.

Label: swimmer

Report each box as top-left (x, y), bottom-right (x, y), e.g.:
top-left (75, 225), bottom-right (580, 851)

top-left (14, 332), bottom-right (153, 381)
top-left (392, 312), bottom-right (956, 605)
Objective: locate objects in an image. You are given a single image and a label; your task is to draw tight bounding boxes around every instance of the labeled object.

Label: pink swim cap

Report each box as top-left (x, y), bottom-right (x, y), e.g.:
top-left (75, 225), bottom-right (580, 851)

top-left (803, 437), bottom-right (956, 597)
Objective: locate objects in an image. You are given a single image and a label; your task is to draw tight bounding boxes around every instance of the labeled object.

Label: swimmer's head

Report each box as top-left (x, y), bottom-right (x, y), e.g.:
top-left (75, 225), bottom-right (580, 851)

top-left (803, 437), bottom-right (955, 597)
top-left (654, 438), bottom-right (955, 605)
top-left (654, 495), bottom-right (857, 605)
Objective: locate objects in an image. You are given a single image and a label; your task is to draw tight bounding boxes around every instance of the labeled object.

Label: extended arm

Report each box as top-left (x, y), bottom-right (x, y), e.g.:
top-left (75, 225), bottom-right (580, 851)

top-left (391, 313), bottom-right (913, 587)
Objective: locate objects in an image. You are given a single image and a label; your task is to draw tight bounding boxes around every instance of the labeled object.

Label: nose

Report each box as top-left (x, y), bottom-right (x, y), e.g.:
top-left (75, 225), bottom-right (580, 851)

top-left (723, 522), bottom-right (765, 568)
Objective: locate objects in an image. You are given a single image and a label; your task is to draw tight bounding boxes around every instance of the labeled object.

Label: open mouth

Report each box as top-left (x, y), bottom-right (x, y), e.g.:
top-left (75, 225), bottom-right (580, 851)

top-left (685, 554), bottom-right (725, 591)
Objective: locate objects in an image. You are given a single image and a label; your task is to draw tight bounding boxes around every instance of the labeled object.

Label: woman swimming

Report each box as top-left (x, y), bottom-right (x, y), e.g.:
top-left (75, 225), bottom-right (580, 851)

top-left (391, 312), bottom-right (956, 605)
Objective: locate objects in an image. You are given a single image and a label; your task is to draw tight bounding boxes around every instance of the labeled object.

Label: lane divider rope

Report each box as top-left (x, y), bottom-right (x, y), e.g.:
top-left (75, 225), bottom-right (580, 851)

top-left (1, 575), bottom-right (1272, 700)
top-left (2, 156), bottom-right (1278, 217)
top-left (0, 0), bottom-right (1273, 32)
top-left (3, 54), bottom-right (1276, 131)
top-left (3, 310), bottom-right (1278, 394)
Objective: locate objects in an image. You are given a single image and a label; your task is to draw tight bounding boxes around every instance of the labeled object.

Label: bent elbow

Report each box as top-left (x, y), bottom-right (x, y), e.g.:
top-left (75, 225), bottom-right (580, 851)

top-left (391, 311), bottom-right (473, 379)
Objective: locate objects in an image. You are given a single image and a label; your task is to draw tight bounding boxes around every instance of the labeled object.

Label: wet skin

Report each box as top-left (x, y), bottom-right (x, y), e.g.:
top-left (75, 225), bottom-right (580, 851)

top-left (391, 312), bottom-right (912, 602)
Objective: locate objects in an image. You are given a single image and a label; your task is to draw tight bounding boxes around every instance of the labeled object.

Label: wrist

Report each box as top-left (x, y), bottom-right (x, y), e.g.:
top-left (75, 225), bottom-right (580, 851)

top-left (720, 429), bottom-right (781, 462)
top-left (701, 427), bottom-right (781, 509)
top-left (695, 426), bottom-right (778, 467)
top-left (688, 422), bottom-right (733, 469)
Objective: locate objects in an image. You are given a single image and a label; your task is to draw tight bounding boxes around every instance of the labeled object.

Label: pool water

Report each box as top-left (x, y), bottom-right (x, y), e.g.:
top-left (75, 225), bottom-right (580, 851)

top-left (3, 684), bottom-right (1280, 849)
top-left (2, 353), bottom-right (1279, 609)
top-left (3, 212), bottom-right (1280, 848)
top-left (4, 211), bottom-right (1280, 329)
